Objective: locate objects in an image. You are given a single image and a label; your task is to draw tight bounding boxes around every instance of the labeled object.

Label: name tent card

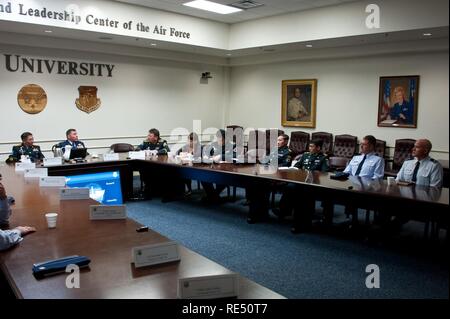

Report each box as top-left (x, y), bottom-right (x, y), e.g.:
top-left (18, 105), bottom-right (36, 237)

top-left (177, 274), bottom-right (239, 299)
top-left (15, 162), bottom-right (36, 171)
top-left (24, 168), bottom-right (48, 178)
top-left (89, 205), bottom-right (127, 220)
top-left (128, 151), bottom-right (146, 160)
top-left (60, 188), bottom-right (90, 200)
top-left (39, 176), bottom-right (66, 187)
top-left (103, 153), bottom-right (120, 161)
top-left (132, 241), bottom-right (180, 268)
top-left (43, 157), bottom-right (63, 167)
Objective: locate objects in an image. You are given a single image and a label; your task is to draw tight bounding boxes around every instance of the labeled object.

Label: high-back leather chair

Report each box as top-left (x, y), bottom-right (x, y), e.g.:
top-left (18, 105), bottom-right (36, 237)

top-left (374, 139), bottom-right (387, 159)
top-left (110, 143), bottom-right (135, 153)
top-left (247, 130), bottom-right (266, 160)
top-left (311, 132), bottom-right (333, 155)
top-left (289, 131), bottom-right (310, 157)
top-left (391, 138), bottom-right (416, 171)
top-left (332, 134), bottom-right (357, 159)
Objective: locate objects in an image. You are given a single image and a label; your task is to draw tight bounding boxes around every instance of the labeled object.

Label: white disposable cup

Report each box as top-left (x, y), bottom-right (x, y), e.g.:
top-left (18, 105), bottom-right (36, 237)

top-left (45, 213), bottom-right (58, 228)
top-left (387, 177), bottom-right (395, 186)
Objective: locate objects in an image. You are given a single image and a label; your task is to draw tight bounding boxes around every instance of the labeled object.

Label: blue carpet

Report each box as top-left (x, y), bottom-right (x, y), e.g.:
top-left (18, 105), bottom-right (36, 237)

top-left (126, 187), bottom-right (448, 299)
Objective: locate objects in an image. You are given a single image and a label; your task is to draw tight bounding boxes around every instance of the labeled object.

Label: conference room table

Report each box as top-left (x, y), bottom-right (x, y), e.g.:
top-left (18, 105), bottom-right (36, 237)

top-left (45, 154), bottom-right (449, 228)
top-left (0, 163), bottom-right (285, 299)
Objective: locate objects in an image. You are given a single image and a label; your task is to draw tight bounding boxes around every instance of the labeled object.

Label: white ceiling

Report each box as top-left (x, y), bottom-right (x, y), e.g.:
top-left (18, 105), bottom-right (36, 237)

top-left (114, 0), bottom-right (361, 24)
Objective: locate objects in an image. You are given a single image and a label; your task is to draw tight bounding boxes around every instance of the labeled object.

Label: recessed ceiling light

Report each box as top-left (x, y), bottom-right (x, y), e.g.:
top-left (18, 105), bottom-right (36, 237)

top-left (183, 0), bottom-right (242, 14)
top-left (44, 30), bottom-right (52, 33)
top-left (423, 33), bottom-right (432, 36)
top-left (306, 44), bottom-right (313, 48)
top-left (150, 43), bottom-right (157, 46)
top-left (226, 53), bottom-right (232, 56)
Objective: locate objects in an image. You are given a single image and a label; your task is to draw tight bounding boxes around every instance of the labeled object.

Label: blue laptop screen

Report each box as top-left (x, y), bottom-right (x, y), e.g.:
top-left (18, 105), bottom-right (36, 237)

top-left (65, 171), bottom-right (123, 205)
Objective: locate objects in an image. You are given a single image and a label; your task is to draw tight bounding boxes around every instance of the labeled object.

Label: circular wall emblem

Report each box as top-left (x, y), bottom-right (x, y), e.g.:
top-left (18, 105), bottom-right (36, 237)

top-left (17, 84), bottom-right (47, 114)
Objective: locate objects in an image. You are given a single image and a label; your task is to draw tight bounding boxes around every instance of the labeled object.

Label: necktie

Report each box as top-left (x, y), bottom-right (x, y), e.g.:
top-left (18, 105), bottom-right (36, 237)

top-left (355, 154), bottom-right (367, 176)
top-left (412, 161), bottom-right (420, 182)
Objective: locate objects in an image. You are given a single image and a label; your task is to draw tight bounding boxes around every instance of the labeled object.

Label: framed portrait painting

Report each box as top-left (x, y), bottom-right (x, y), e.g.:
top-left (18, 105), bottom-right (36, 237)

top-left (378, 75), bottom-right (419, 128)
top-left (281, 79), bottom-right (317, 128)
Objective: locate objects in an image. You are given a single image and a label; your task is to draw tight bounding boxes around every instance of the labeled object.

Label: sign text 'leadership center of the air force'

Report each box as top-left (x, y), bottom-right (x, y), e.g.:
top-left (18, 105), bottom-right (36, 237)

top-left (0, 1), bottom-right (191, 39)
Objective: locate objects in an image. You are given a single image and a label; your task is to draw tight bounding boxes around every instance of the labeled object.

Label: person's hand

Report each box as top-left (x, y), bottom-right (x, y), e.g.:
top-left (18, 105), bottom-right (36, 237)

top-left (0, 183), bottom-right (7, 200)
top-left (16, 226), bottom-right (36, 236)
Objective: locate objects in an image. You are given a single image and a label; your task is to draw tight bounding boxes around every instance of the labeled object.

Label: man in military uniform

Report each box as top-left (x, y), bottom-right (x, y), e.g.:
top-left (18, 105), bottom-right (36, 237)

top-left (58, 129), bottom-right (86, 150)
top-left (275, 139), bottom-right (329, 233)
top-left (7, 132), bottom-right (44, 163)
top-left (201, 129), bottom-right (236, 202)
top-left (246, 134), bottom-right (293, 224)
top-left (136, 128), bottom-right (170, 155)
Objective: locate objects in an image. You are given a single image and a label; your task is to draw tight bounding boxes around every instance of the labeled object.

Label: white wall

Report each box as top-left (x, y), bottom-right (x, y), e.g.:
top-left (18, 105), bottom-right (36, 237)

top-left (227, 51), bottom-right (449, 159)
top-left (0, 44), bottom-right (227, 159)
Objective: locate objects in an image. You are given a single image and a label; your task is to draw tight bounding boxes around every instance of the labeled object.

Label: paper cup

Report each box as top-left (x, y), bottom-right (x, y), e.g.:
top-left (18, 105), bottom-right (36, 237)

top-left (387, 177), bottom-right (395, 186)
top-left (45, 213), bottom-right (58, 228)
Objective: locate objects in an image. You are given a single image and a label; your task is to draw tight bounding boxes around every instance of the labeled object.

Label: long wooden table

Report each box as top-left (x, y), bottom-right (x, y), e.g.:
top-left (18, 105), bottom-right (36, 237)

top-left (0, 163), bottom-right (284, 299)
top-left (47, 155), bottom-right (449, 226)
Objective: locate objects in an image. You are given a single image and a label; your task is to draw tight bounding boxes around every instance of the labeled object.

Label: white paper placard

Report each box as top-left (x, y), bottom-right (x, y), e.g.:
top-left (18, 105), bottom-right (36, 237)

top-left (24, 168), bottom-right (48, 178)
top-left (132, 241), bottom-right (180, 268)
top-left (39, 176), bottom-right (66, 187)
top-left (60, 188), bottom-right (90, 200)
top-left (43, 157), bottom-right (63, 167)
top-left (128, 151), bottom-right (146, 160)
top-left (177, 274), bottom-right (239, 299)
top-left (103, 153), bottom-right (120, 161)
top-left (89, 205), bottom-right (127, 220)
top-left (15, 162), bottom-right (36, 171)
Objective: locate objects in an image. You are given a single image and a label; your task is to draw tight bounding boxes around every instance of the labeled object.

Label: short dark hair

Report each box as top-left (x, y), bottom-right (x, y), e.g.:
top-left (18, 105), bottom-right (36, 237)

top-left (363, 135), bottom-right (376, 148)
top-left (310, 139), bottom-right (323, 149)
top-left (66, 129), bottom-right (76, 137)
top-left (188, 132), bottom-right (199, 141)
top-left (149, 128), bottom-right (160, 138)
top-left (21, 132), bottom-right (33, 141)
top-left (279, 134), bottom-right (289, 143)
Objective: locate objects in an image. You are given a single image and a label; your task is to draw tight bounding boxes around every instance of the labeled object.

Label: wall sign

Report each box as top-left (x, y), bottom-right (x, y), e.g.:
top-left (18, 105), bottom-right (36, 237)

top-left (17, 84), bottom-right (47, 114)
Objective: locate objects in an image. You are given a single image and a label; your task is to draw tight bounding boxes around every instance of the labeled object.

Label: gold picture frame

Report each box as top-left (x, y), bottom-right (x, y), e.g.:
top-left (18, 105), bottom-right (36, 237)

top-left (281, 79), bottom-right (317, 128)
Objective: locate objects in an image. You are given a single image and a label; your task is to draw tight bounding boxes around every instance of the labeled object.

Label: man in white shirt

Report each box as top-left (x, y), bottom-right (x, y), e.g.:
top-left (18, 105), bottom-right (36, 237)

top-left (343, 135), bottom-right (385, 179)
top-left (396, 139), bottom-right (443, 188)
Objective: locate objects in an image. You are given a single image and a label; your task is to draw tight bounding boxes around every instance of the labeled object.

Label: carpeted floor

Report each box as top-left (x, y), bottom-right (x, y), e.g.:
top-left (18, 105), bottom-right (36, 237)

top-left (126, 186), bottom-right (448, 299)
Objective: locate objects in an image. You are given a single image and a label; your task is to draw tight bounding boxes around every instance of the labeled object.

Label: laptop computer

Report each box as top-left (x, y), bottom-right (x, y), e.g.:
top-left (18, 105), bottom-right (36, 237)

top-left (69, 148), bottom-right (88, 159)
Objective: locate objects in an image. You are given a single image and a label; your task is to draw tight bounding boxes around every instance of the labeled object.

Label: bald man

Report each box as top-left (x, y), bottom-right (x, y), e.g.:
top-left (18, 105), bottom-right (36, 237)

top-left (396, 139), bottom-right (443, 188)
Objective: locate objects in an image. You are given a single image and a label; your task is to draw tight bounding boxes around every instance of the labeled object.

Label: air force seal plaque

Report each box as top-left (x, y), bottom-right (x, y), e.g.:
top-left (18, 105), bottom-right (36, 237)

top-left (17, 84), bottom-right (47, 114)
top-left (75, 86), bottom-right (101, 114)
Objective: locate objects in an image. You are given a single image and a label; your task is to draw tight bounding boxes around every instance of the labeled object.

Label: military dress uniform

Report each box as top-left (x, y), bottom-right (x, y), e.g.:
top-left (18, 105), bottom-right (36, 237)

top-left (277, 152), bottom-right (329, 232)
top-left (396, 156), bottom-right (443, 188)
top-left (261, 145), bottom-right (292, 167)
top-left (343, 152), bottom-right (384, 179)
top-left (58, 140), bottom-right (86, 150)
top-left (137, 139), bottom-right (170, 155)
top-left (7, 144), bottom-right (45, 163)
top-left (294, 152), bottom-right (328, 171)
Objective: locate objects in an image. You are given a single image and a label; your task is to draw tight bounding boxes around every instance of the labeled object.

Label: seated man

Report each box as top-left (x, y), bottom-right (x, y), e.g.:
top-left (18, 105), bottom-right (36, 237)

top-left (274, 139), bottom-right (329, 232)
top-left (388, 139), bottom-right (443, 230)
top-left (396, 139), bottom-right (443, 187)
top-left (58, 128), bottom-right (86, 150)
top-left (339, 135), bottom-right (384, 226)
top-left (0, 182), bottom-right (35, 250)
top-left (201, 129), bottom-right (236, 202)
top-left (136, 128), bottom-right (170, 155)
top-left (177, 132), bottom-right (202, 195)
top-left (246, 134), bottom-right (293, 223)
top-left (6, 132), bottom-right (45, 163)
